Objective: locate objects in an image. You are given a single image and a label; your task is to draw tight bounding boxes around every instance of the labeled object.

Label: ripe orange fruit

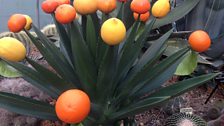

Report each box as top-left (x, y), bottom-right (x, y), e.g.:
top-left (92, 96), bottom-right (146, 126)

top-left (97, 0), bottom-right (116, 14)
top-left (55, 89), bottom-right (91, 124)
top-left (130, 0), bottom-right (151, 14)
top-left (188, 30), bottom-right (211, 52)
top-left (55, 0), bottom-right (70, 5)
top-left (55, 4), bottom-right (76, 24)
top-left (101, 18), bottom-right (126, 45)
top-left (41, 0), bottom-right (59, 14)
top-left (118, 0), bottom-right (127, 2)
top-left (8, 14), bottom-right (26, 33)
top-left (0, 37), bottom-right (26, 62)
top-left (152, 0), bottom-right (170, 18)
top-left (133, 12), bottom-right (150, 22)
top-left (73, 0), bottom-right (97, 15)
top-left (23, 15), bottom-right (32, 30)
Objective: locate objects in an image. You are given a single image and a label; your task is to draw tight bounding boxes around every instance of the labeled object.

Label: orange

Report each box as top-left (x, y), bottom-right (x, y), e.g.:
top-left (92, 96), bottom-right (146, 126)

top-left (73, 0), bottom-right (97, 15)
top-left (130, 0), bottom-right (151, 14)
top-left (55, 89), bottom-right (91, 124)
top-left (97, 0), bottom-right (116, 14)
top-left (55, 4), bottom-right (76, 24)
top-left (133, 12), bottom-right (150, 22)
top-left (188, 30), bottom-right (211, 52)
top-left (41, 0), bottom-right (59, 14)
top-left (55, 0), bottom-right (70, 5)
top-left (118, 0), bottom-right (127, 2)
top-left (8, 14), bottom-right (26, 33)
top-left (101, 18), bottom-right (126, 45)
top-left (0, 37), bottom-right (26, 62)
top-left (152, 0), bottom-right (170, 18)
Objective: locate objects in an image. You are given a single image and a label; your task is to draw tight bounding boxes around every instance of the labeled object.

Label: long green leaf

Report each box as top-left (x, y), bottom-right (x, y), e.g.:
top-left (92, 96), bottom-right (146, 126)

top-left (0, 92), bottom-right (57, 120)
top-left (86, 15), bottom-right (97, 58)
top-left (153, 0), bottom-right (200, 29)
top-left (115, 19), bottom-right (155, 93)
top-left (116, 30), bottom-right (172, 96)
top-left (52, 15), bottom-right (73, 63)
top-left (4, 60), bottom-right (59, 98)
top-left (117, 2), bottom-right (124, 20)
top-left (132, 48), bottom-right (189, 97)
top-left (127, 29), bottom-right (173, 79)
top-left (149, 73), bottom-right (219, 98)
top-left (26, 58), bottom-right (75, 92)
top-left (24, 29), bottom-right (80, 87)
top-left (70, 21), bottom-right (97, 97)
top-left (96, 46), bottom-right (118, 102)
top-left (110, 73), bottom-right (218, 120)
top-left (117, 47), bottom-right (189, 100)
top-left (109, 96), bottom-right (169, 120)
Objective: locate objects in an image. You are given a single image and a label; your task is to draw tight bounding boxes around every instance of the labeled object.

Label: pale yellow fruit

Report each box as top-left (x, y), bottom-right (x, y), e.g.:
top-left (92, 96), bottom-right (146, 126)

top-left (0, 37), bottom-right (26, 62)
top-left (23, 15), bottom-right (32, 30)
top-left (152, 0), bottom-right (170, 18)
top-left (101, 18), bottom-right (126, 45)
top-left (73, 0), bottom-right (97, 15)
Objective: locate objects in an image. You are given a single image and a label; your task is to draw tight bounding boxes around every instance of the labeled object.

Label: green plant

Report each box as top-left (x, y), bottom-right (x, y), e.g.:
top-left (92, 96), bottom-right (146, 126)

top-left (0, 0), bottom-right (219, 125)
top-left (165, 113), bottom-right (207, 126)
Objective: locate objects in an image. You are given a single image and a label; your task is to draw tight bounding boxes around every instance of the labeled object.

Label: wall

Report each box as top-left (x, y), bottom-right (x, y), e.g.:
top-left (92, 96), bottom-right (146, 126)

top-left (0, 0), bottom-right (52, 32)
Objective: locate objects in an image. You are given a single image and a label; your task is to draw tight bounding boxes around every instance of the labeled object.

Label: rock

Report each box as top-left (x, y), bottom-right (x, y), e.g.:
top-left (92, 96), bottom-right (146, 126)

top-left (0, 78), bottom-right (51, 125)
top-left (208, 113), bottom-right (224, 126)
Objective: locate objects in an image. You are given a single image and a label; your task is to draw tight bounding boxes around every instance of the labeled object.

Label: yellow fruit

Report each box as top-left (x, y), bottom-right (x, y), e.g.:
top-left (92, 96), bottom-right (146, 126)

top-left (73, 0), bottom-right (97, 15)
top-left (101, 18), bottom-right (126, 45)
top-left (152, 0), bottom-right (170, 18)
top-left (23, 15), bottom-right (33, 30)
top-left (0, 37), bottom-right (26, 62)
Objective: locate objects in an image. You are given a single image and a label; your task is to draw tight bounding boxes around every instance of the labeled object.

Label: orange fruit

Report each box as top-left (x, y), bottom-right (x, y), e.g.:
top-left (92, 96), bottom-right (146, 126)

top-left (101, 18), bottom-right (126, 45)
top-left (133, 12), bottom-right (150, 22)
top-left (55, 4), bottom-right (76, 24)
top-left (41, 0), bottom-right (59, 14)
top-left (0, 37), bottom-right (26, 62)
top-left (55, 0), bottom-right (70, 5)
top-left (130, 0), bottom-right (151, 14)
top-left (97, 0), bottom-right (116, 14)
top-left (8, 14), bottom-right (26, 33)
top-left (55, 89), bottom-right (91, 124)
top-left (152, 0), bottom-right (170, 18)
top-left (188, 30), bottom-right (211, 52)
top-left (118, 0), bottom-right (127, 2)
top-left (73, 0), bottom-right (97, 15)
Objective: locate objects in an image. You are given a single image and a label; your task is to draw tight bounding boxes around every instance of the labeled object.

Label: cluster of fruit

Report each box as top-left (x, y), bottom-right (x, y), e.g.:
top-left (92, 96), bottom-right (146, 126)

top-left (0, 14), bottom-right (32, 62)
top-left (0, 0), bottom-right (213, 124)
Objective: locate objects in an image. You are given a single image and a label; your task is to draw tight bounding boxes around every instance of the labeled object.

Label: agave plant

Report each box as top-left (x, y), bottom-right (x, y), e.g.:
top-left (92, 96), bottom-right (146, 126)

top-left (0, 0), bottom-right (219, 125)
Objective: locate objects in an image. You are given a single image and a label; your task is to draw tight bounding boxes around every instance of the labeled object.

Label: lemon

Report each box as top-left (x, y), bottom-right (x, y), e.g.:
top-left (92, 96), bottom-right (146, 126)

top-left (152, 0), bottom-right (170, 18)
top-left (0, 37), bottom-right (26, 62)
top-left (23, 15), bottom-right (33, 30)
top-left (101, 18), bottom-right (126, 45)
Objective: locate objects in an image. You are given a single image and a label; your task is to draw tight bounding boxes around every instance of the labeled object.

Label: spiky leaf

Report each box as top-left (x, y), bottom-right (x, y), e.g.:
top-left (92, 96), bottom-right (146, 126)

top-left (0, 92), bottom-right (57, 120)
top-left (110, 73), bottom-right (218, 120)
top-left (70, 21), bottom-right (97, 97)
